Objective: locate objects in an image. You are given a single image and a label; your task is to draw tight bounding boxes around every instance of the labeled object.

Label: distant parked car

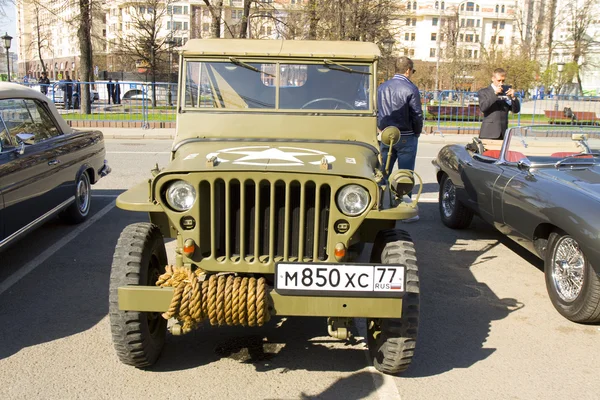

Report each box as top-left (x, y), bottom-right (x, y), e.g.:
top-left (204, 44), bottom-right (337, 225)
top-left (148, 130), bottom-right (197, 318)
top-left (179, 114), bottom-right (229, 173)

top-left (47, 81), bottom-right (100, 108)
top-left (0, 82), bottom-right (110, 251)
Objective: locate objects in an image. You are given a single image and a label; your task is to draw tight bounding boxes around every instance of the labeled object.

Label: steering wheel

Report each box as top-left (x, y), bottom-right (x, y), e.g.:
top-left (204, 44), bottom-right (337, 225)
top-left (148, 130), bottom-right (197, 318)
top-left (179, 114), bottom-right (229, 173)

top-left (300, 98), bottom-right (355, 110)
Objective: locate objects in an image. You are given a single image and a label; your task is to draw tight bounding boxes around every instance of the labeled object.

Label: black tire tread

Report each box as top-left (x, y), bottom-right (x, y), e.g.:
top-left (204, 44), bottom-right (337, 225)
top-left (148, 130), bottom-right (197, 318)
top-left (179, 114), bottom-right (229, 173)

top-left (439, 173), bottom-right (474, 229)
top-left (368, 229), bottom-right (419, 375)
top-left (109, 222), bottom-right (167, 367)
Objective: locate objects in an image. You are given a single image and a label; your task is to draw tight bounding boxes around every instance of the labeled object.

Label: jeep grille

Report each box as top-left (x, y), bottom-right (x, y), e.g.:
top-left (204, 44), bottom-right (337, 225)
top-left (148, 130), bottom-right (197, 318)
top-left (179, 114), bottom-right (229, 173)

top-left (197, 178), bottom-right (331, 263)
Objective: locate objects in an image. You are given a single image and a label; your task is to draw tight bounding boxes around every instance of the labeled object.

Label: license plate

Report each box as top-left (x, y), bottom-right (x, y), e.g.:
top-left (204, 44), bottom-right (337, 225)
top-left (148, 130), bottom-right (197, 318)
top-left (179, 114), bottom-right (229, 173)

top-left (275, 263), bottom-right (406, 298)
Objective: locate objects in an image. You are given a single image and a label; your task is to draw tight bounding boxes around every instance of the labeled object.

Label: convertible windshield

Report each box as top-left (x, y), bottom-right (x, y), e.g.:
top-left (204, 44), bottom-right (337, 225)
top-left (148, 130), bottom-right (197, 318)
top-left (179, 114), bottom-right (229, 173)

top-left (503, 127), bottom-right (600, 165)
top-left (184, 60), bottom-right (371, 111)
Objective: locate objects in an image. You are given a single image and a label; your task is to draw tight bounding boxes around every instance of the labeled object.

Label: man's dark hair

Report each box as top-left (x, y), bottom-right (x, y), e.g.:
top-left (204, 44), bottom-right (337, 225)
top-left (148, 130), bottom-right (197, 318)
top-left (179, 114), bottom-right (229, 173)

top-left (396, 56), bottom-right (414, 74)
top-left (493, 68), bottom-right (506, 75)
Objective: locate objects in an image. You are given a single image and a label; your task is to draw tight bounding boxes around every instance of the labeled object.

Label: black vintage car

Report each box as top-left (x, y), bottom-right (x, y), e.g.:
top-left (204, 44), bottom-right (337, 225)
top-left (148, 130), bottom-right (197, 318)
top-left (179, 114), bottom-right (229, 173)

top-left (432, 126), bottom-right (600, 323)
top-left (0, 82), bottom-right (110, 250)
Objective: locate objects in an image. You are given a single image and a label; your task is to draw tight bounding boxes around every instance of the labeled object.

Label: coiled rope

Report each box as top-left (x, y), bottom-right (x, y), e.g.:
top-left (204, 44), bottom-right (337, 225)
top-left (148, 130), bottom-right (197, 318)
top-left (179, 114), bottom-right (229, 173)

top-left (156, 265), bottom-right (271, 334)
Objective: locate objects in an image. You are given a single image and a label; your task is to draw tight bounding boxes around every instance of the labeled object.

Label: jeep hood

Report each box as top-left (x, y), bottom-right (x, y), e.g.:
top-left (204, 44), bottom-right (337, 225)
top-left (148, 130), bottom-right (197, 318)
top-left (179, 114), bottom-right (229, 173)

top-left (165, 141), bottom-right (380, 179)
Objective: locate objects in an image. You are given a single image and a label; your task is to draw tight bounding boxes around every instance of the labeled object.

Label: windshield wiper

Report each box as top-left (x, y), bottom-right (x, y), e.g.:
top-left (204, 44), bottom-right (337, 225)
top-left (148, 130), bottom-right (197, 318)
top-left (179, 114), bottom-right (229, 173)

top-left (228, 57), bottom-right (275, 77)
top-left (555, 152), bottom-right (600, 168)
top-left (323, 59), bottom-right (371, 75)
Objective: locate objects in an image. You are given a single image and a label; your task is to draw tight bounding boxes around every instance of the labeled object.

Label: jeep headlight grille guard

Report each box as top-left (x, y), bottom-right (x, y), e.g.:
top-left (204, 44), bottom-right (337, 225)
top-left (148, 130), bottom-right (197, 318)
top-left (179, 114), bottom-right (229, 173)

top-left (197, 177), bottom-right (331, 263)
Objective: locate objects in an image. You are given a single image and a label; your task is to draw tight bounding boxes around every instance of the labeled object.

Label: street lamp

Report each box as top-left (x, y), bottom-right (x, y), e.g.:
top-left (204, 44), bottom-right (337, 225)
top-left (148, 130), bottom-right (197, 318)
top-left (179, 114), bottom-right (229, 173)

top-left (2, 32), bottom-right (12, 82)
top-left (554, 62), bottom-right (565, 112)
top-left (382, 37), bottom-right (395, 79)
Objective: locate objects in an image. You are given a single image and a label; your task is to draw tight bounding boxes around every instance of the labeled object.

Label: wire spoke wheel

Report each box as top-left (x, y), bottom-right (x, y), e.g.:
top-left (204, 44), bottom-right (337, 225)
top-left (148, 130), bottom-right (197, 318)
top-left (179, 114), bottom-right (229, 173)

top-left (551, 236), bottom-right (585, 302)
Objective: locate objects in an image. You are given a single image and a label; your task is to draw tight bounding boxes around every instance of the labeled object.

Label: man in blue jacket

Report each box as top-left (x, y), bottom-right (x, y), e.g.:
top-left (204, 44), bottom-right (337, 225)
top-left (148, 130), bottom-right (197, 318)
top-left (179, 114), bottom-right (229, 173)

top-left (377, 56), bottom-right (423, 218)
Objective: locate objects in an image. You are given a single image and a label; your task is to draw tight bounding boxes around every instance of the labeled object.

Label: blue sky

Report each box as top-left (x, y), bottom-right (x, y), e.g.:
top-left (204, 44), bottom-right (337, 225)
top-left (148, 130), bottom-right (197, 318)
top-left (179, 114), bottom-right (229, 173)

top-left (1, 3), bottom-right (17, 48)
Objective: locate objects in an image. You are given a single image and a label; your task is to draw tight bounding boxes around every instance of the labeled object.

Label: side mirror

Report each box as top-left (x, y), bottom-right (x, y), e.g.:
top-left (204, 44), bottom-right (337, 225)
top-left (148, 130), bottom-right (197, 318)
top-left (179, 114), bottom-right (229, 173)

top-left (380, 126), bottom-right (401, 176)
top-left (381, 126), bottom-right (400, 146)
top-left (16, 132), bottom-right (35, 145)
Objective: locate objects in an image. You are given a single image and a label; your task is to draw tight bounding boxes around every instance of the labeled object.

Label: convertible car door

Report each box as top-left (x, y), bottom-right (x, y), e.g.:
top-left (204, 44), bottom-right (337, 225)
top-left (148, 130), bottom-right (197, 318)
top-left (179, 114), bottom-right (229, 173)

top-left (461, 156), bottom-right (505, 223)
top-left (500, 169), bottom-right (551, 252)
top-left (0, 99), bottom-right (64, 239)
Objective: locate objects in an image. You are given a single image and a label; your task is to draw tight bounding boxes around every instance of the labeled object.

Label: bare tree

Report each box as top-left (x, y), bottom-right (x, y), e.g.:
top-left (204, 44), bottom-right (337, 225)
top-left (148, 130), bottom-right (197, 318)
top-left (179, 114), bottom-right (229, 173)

top-left (560, 0), bottom-right (599, 91)
top-left (113, 0), bottom-right (175, 106)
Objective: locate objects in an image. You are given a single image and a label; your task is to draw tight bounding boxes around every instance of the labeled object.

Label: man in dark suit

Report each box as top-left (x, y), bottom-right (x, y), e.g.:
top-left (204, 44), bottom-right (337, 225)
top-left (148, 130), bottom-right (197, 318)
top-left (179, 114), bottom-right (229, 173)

top-left (478, 68), bottom-right (520, 140)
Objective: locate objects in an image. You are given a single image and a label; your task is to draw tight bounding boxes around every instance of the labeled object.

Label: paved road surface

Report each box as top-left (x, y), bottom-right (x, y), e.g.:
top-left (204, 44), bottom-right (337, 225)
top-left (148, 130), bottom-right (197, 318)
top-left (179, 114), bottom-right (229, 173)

top-left (0, 139), bottom-right (598, 400)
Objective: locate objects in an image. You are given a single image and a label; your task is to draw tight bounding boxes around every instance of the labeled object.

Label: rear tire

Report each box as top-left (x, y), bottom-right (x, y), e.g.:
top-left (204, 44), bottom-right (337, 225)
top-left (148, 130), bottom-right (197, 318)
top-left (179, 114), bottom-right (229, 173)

top-left (439, 173), bottom-right (474, 229)
top-left (367, 229), bottom-right (419, 375)
top-left (61, 171), bottom-right (91, 224)
top-left (109, 223), bottom-right (168, 367)
top-left (545, 231), bottom-right (600, 323)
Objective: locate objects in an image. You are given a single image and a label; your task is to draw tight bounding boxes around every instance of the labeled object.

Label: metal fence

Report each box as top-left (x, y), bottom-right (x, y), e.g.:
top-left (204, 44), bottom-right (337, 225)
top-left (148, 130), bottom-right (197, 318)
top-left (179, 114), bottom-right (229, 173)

top-left (21, 81), bottom-right (177, 128)
top-left (17, 82), bottom-right (600, 132)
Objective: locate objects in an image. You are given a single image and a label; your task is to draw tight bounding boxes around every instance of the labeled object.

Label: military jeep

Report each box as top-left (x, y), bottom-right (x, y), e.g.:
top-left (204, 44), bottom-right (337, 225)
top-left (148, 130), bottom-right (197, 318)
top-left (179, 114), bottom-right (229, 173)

top-left (109, 39), bottom-right (420, 375)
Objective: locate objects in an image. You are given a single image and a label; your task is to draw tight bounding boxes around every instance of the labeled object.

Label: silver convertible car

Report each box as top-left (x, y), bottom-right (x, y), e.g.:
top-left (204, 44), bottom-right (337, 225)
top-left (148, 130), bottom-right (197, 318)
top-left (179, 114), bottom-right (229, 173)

top-left (432, 126), bottom-right (600, 323)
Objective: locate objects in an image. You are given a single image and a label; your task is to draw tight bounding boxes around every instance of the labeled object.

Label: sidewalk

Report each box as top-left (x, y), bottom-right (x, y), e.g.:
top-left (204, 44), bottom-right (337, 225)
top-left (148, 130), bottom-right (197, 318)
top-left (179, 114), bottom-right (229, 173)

top-left (99, 127), bottom-right (475, 145)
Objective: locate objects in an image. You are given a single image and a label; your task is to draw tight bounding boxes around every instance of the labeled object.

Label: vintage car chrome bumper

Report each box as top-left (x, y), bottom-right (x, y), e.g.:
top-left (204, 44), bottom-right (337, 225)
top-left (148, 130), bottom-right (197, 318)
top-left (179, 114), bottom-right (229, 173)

top-left (99, 160), bottom-right (111, 177)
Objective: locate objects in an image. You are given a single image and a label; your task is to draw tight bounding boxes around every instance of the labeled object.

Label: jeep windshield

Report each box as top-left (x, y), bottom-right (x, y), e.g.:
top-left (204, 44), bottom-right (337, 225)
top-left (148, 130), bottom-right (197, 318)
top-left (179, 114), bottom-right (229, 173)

top-left (183, 59), bottom-right (372, 112)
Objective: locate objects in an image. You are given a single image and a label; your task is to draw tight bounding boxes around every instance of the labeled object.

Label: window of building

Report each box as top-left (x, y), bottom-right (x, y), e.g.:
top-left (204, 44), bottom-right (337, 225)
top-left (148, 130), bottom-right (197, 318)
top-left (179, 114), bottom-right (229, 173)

top-left (412, 18), bottom-right (416, 26)
top-left (409, 49), bottom-right (415, 56)
top-left (184, 6), bottom-right (188, 14)
top-left (475, 34), bottom-right (479, 42)
top-left (476, 19), bottom-right (480, 27)
top-left (495, 5), bottom-right (499, 13)
top-left (500, 21), bottom-right (505, 29)
top-left (459, 33), bottom-right (464, 42)
top-left (441, 1), bottom-right (445, 9)
top-left (474, 50), bottom-right (478, 58)
top-left (435, 1), bottom-right (439, 9)
top-left (411, 33), bottom-right (416, 41)
top-left (413, 2), bottom-right (417, 9)
top-left (491, 35), bottom-right (496, 44)
top-left (184, 22), bottom-right (188, 30)
top-left (407, 1), bottom-right (411, 10)
top-left (406, 18), bottom-right (411, 25)
top-left (403, 48), bottom-right (409, 55)
top-left (430, 48), bottom-right (436, 57)
top-left (466, 49), bottom-right (473, 58)
top-left (466, 2), bottom-right (474, 11)
top-left (432, 17), bottom-right (438, 26)
top-left (405, 32), bottom-right (409, 40)
top-left (460, 19), bottom-right (465, 27)
top-left (232, 10), bottom-right (237, 18)
top-left (460, 4), bottom-right (464, 11)
top-left (466, 34), bottom-right (473, 42)
top-left (492, 21), bottom-right (498, 29)
top-left (498, 36), bottom-right (504, 44)
top-left (501, 5), bottom-right (505, 13)
top-left (476, 5), bottom-right (480, 11)
top-left (431, 33), bottom-right (437, 41)
top-left (467, 19), bottom-right (474, 27)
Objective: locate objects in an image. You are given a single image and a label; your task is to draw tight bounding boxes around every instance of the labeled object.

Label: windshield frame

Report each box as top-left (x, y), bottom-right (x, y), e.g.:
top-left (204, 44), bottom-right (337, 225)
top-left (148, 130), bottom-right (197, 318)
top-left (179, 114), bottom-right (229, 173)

top-left (180, 57), bottom-right (376, 115)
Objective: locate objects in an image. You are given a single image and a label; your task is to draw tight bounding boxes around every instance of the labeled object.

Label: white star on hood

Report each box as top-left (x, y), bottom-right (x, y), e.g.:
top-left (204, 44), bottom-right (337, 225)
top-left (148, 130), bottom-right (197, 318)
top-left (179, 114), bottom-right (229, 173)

top-left (226, 147), bottom-right (320, 165)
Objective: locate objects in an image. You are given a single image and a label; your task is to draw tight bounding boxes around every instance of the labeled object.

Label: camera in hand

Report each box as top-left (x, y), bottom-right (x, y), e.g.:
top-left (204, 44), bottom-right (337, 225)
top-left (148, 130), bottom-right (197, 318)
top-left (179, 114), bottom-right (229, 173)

top-left (501, 85), bottom-right (512, 95)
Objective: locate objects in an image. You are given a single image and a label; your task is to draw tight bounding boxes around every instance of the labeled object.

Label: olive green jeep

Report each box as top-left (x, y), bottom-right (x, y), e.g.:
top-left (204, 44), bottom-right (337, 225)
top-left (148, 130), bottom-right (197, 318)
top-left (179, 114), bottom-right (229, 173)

top-left (109, 39), bottom-right (421, 375)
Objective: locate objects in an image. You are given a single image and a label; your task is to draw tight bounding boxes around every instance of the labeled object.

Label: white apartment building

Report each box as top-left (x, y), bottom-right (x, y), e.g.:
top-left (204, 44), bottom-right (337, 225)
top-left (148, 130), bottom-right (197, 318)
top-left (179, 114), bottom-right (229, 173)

top-left (16, 2), bottom-right (105, 80)
top-left (390, 0), bottom-right (516, 62)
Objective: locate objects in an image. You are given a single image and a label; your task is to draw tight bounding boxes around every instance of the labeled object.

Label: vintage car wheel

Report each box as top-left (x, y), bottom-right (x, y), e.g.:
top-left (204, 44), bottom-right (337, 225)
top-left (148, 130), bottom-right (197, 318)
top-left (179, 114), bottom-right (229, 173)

top-left (61, 171), bottom-right (91, 224)
top-left (439, 173), bottom-right (474, 229)
top-left (367, 229), bottom-right (419, 374)
top-left (109, 223), bottom-right (168, 367)
top-left (545, 231), bottom-right (600, 323)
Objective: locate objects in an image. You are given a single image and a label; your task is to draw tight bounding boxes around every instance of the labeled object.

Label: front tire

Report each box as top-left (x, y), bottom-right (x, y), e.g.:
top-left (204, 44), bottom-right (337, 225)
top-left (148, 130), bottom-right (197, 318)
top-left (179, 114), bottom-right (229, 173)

top-left (61, 171), bottom-right (91, 224)
top-left (367, 229), bottom-right (419, 375)
top-left (545, 231), bottom-right (600, 323)
top-left (109, 223), bottom-right (168, 367)
top-left (439, 173), bottom-right (474, 229)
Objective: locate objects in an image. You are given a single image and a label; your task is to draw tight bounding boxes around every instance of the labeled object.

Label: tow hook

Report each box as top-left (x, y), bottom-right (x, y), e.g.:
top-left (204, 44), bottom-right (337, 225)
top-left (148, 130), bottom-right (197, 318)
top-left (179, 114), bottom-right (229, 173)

top-left (327, 317), bottom-right (354, 340)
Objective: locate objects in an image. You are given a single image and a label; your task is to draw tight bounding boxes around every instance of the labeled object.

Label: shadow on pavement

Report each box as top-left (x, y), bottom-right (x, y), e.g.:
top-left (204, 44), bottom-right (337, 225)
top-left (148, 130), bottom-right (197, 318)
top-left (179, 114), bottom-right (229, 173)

top-left (399, 202), bottom-right (527, 377)
top-left (0, 191), bottom-right (141, 361)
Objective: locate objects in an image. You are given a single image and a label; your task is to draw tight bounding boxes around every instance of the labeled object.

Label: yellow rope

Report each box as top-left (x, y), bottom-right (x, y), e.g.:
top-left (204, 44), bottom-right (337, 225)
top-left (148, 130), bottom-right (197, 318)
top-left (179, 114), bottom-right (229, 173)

top-left (156, 266), bottom-right (271, 333)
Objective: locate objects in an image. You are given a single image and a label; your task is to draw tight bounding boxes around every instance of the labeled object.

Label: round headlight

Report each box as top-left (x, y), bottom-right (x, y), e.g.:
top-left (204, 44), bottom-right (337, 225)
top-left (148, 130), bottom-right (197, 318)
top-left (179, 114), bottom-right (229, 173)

top-left (336, 184), bottom-right (370, 216)
top-left (166, 180), bottom-right (196, 211)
